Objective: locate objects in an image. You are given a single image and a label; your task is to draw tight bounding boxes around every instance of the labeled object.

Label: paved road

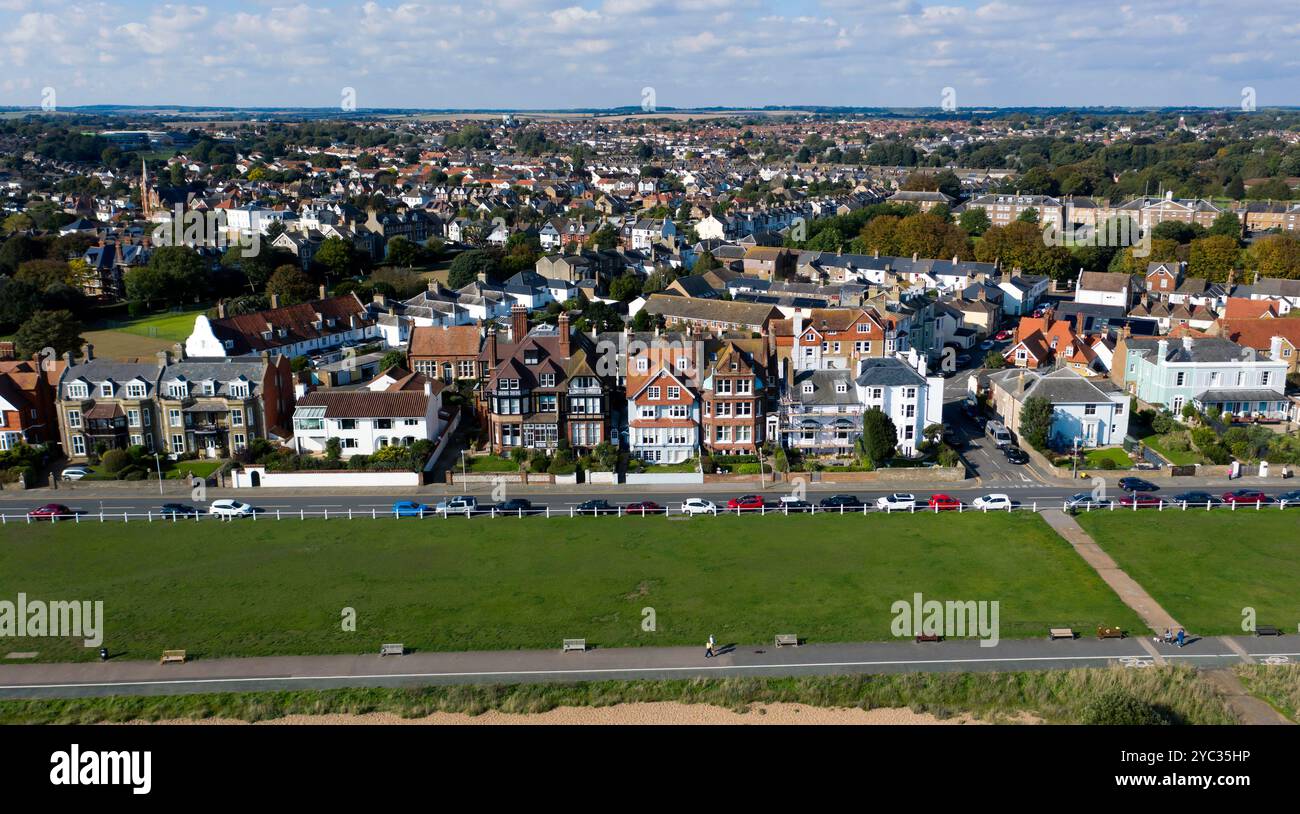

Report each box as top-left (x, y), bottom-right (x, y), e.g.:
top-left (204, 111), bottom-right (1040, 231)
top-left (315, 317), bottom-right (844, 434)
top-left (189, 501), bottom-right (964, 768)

top-left (1, 636), bottom-right (1295, 700)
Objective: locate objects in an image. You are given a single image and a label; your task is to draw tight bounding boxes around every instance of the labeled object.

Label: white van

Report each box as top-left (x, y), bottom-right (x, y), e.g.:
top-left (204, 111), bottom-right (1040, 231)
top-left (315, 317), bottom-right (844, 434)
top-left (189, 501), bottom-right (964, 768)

top-left (986, 420), bottom-right (1013, 448)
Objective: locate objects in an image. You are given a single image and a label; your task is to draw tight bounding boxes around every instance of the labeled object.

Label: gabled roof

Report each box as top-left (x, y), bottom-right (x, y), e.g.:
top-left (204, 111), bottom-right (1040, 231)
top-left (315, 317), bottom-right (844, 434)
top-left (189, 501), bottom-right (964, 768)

top-left (295, 389), bottom-right (431, 419)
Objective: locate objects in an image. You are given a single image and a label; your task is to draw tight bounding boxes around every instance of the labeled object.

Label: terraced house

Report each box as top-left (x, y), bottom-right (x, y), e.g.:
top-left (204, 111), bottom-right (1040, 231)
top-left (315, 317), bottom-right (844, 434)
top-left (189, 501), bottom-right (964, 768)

top-left (1115, 335), bottom-right (1288, 419)
top-left (156, 351), bottom-right (294, 458)
top-left (481, 312), bottom-right (612, 452)
top-left (56, 349), bottom-right (160, 460)
top-left (700, 339), bottom-right (769, 456)
top-left (626, 335), bottom-right (701, 464)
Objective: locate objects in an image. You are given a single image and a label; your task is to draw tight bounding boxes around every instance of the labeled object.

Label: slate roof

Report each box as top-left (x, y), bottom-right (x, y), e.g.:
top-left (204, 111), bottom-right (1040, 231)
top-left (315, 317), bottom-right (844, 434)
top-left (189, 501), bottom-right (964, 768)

top-left (854, 356), bottom-right (925, 388)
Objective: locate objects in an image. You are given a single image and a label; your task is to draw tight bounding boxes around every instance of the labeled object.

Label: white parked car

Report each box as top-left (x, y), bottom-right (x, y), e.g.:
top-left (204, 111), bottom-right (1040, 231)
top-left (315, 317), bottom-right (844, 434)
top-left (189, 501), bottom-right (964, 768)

top-left (972, 494), bottom-right (1013, 511)
top-left (681, 498), bottom-right (717, 516)
top-left (876, 493), bottom-right (917, 511)
top-left (209, 499), bottom-right (255, 518)
top-left (61, 466), bottom-right (92, 481)
top-left (435, 496), bottom-right (478, 514)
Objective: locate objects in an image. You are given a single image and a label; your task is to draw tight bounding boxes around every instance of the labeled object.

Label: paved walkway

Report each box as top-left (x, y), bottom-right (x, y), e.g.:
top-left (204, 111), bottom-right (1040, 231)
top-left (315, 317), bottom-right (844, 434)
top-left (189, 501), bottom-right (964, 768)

top-left (2, 636), bottom-right (1297, 703)
top-left (1040, 509), bottom-right (1181, 633)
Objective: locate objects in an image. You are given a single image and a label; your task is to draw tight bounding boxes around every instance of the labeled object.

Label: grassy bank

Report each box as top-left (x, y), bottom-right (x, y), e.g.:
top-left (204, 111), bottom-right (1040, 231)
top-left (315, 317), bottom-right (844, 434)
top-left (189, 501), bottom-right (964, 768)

top-left (0, 513), bottom-right (1142, 660)
top-left (0, 666), bottom-right (1235, 725)
top-left (1235, 665), bottom-right (1300, 723)
top-left (1075, 511), bottom-right (1300, 635)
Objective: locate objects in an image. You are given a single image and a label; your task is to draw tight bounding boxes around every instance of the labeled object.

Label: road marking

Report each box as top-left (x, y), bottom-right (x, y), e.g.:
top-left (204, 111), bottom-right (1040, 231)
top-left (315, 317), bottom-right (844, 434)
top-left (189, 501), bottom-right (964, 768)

top-left (0, 651), bottom-right (1240, 693)
top-left (1259, 655), bottom-right (1292, 665)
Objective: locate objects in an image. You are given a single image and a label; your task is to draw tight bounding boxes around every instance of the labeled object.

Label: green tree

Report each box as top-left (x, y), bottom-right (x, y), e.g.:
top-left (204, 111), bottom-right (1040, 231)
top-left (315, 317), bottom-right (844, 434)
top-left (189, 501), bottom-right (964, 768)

top-left (314, 237), bottom-right (359, 281)
top-left (447, 249), bottom-right (499, 289)
top-left (385, 236), bottom-right (420, 268)
top-left (266, 265), bottom-right (317, 306)
top-left (15, 309), bottom-right (83, 358)
top-left (126, 246), bottom-right (207, 309)
top-left (609, 272), bottom-right (643, 302)
top-left (959, 208), bottom-right (991, 236)
top-left (859, 408), bottom-right (897, 466)
top-left (380, 350), bottom-right (406, 371)
top-left (1020, 396), bottom-right (1053, 451)
top-left (1188, 234), bottom-right (1240, 283)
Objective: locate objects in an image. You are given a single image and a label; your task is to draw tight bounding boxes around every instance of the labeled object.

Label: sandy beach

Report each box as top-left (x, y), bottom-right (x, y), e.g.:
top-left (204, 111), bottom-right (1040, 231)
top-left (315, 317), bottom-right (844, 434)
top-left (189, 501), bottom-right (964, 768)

top-left (118, 702), bottom-right (1040, 725)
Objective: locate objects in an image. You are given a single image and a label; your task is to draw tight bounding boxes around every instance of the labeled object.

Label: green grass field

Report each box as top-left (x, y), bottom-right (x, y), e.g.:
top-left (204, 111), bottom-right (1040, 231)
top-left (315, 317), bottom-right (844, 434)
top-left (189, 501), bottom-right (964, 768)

top-left (0, 513), bottom-right (1142, 661)
top-left (1076, 511), bottom-right (1300, 635)
top-left (101, 308), bottom-right (209, 343)
top-left (1083, 448), bottom-right (1133, 469)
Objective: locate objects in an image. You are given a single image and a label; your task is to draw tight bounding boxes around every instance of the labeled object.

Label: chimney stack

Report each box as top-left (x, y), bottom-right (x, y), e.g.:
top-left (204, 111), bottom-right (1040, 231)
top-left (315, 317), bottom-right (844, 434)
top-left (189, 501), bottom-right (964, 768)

top-left (318, 284), bottom-right (327, 300)
top-left (1269, 335), bottom-right (1283, 360)
top-left (1157, 338), bottom-right (1169, 360)
top-left (157, 350), bottom-right (170, 368)
top-left (81, 343), bottom-right (94, 362)
top-left (510, 305), bottom-right (528, 342)
top-left (485, 323), bottom-right (498, 366)
top-left (1181, 335), bottom-right (1194, 351)
top-left (174, 342), bottom-right (185, 362)
top-left (270, 292), bottom-right (280, 309)
top-left (558, 312), bottom-right (571, 358)
top-left (217, 299), bottom-right (227, 319)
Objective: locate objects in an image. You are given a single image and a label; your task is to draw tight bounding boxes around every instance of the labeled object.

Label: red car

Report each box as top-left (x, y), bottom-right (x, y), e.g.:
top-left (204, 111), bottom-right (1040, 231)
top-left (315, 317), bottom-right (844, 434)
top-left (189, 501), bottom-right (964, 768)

top-left (625, 501), bottom-right (663, 514)
top-left (726, 494), bottom-right (766, 510)
top-left (28, 504), bottom-right (73, 520)
top-left (1221, 489), bottom-right (1271, 505)
top-left (993, 330), bottom-right (1013, 341)
top-left (1119, 493), bottom-right (1162, 508)
top-left (927, 494), bottom-right (962, 511)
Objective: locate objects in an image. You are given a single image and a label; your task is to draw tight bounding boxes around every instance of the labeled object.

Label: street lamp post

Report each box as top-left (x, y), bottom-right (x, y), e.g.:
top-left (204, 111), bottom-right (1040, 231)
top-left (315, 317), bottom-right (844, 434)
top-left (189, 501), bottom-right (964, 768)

top-left (153, 452), bottom-right (164, 495)
top-left (1072, 437), bottom-right (1079, 480)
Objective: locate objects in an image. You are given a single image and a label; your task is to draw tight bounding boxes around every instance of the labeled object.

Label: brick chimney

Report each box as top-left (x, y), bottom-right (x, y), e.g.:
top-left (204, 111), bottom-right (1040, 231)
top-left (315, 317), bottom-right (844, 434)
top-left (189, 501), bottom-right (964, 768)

top-left (173, 342), bottom-right (185, 362)
top-left (216, 299), bottom-right (227, 319)
top-left (270, 292), bottom-right (280, 309)
top-left (318, 284), bottom-right (327, 300)
top-left (485, 322), bottom-right (498, 367)
top-left (81, 343), bottom-right (94, 362)
top-left (510, 304), bottom-right (528, 342)
top-left (558, 312), bottom-right (571, 358)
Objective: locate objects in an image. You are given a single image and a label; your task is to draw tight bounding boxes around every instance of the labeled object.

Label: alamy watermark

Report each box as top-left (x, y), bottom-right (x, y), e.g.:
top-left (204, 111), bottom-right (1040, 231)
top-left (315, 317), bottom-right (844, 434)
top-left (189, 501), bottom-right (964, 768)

top-left (0, 593), bottom-right (103, 647)
top-left (891, 591), bottom-right (1000, 647)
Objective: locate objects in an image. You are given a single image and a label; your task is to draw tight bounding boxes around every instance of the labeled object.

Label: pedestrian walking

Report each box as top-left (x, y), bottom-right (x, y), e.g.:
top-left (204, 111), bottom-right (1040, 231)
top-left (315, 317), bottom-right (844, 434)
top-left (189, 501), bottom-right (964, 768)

top-left (1176, 628), bottom-right (1186, 648)
top-left (705, 640), bottom-right (714, 659)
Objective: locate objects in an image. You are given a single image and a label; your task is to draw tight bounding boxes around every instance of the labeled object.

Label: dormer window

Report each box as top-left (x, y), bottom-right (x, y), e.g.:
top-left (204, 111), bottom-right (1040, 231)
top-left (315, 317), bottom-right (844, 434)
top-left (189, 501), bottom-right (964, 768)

top-left (126, 383), bottom-right (146, 399)
top-left (68, 382), bottom-right (88, 399)
top-left (203, 381), bottom-right (216, 396)
top-left (99, 382), bottom-right (114, 398)
top-left (540, 373), bottom-right (555, 388)
top-left (835, 381), bottom-right (848, 394)
top-left (169, 381), bottom-right (188, 399)
top-left (524, 350), bottom-right (540, 365)
top-left (229, 383), bottom-right (249, 399)
top-left (802, 383), bottom-right (814, 394)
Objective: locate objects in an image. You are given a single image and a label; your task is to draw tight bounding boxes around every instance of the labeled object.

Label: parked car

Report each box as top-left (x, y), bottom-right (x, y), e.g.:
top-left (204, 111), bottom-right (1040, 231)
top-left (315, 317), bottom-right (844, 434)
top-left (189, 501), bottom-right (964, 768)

top-left (994, 330), bottom-right (1013, 341)
top-left (986, 420), bottom-right (1013, 448)
top-left (778, 496), bottom-right (812, 512)
top-left (1277, 490), bottom-right (1300, 507)
top-left (1064, 492), bottom-right (1112, 510)
top-left (1119, 493), bottom-right (1162, 508)
top-left (876, 493), bottom-right (917, 511)
top-left (972, 494), bottom-right (1013, 511)
top-left (434, 496), bottom-right (478, 514)
top-left (927, 494), bottom-right (963, 511)
top-left (576, 499), bottom-right (614, 514)
top-left (158, 503), bottom-right (200, 518)
top-left (955, 354), bottom-right (971, 367)
top-left (1171, 492), bottom-right (1222, 507)
top-left (494, 498), bottom-right (538, 514)
top-left (27, 503), bottom-right (74, 521)
top-left (208, 499), bottom-right (256, 518)
top-left (726, 494), bottom-right (765, 510)
top-left (626, 500), bottom-right (663, 514)
top-left (390, 500), bottom-right (431, 517)
top-left (1221, 489), bottom-right (1271, 505)
top-left (1118, 477), bottom-right (1158, 493)
top-left (979, 340), bottom-right (995, 351)
top-left (61, 466), bottom-right (92, 481)
top-left (681, 498), bottom-right (717, 516)
top-left (1003, 446), bottom-right (1029, 465)
top-left (818, 494), bottom-right (863, 509)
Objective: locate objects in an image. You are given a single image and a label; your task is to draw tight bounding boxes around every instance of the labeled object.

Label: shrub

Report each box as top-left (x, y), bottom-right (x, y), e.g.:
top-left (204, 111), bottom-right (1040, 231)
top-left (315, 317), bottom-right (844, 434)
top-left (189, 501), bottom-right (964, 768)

top-left (100, 448), bottom-right (131, 474)
top-left (700, 455), bottom-right (717, 474)
top-left (1097, 458), bottom-right (1117, 470)
top-left (1080, 690), bottom-right (1171, 726)
top-left (123, 470), bottom-right (147, 481)
top-left (1150, 411), bottom-right (1176, 435)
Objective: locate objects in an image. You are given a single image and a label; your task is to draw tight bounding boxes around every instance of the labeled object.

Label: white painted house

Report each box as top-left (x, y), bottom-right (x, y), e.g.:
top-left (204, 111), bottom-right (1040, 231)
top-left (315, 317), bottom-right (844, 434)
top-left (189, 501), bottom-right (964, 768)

top-left (291, 383), bottom-right (443, 457)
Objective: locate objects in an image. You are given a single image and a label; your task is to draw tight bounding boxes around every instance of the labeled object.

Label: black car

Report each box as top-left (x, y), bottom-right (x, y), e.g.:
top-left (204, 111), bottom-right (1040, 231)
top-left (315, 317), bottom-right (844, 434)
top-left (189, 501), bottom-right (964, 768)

top-left (1278, 490), bottom-right (1300, 506)
top-left (576, 499), bottom-right (613, 513)
top-left (1171, 491), bottom-right (1222, 506)
top-left (1003, 446), bottom-right (1029, 465)
top-left (1118, 477), bottom-right (1158, 493)
top-left (819, 494), bottom-right (864, 508)
top-left (157, 503), bottom-right (200, 518)
top-left (495, 498), bottom-right (537, 513)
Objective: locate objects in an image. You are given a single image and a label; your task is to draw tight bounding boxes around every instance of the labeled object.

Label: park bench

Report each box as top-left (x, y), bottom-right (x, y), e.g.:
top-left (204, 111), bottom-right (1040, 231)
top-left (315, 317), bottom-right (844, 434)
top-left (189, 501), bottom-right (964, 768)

top-left (379, 643), bottom-right (405, 656)
top-left (159, 649), bottom-right (187, 664)
top-left (562, 638), bottom-right (587, 653)
top-left (774, 634), bottom-right (799, 648)
top-left (1255, 625), bottom-right (1282, 637)
top-left (1048, 628), bottom-right (1076, 641)
top-left (1097, 626), bottom-right (1126, 640)
top-left (914, 633), bottom-right (942, 643)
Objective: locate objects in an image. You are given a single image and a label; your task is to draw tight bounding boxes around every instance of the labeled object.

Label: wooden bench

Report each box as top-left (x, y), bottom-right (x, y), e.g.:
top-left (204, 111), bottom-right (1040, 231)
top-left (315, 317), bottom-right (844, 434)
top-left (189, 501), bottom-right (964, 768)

top-left (1048, 628), bottom-right (1076, 641)
top-left (1097, 626), bottom-right (1126, 640)
top-left (1255, 625), bottom-right (1282, 637)
top-left (915, 633), bottom-right (942, 643)
top-left (159, 649), bottom-right (186, 665)
top-left (774, 634), bottom-right (799, 648)
top-left (562, 638), bottom-right (587, 653)
top-left (379, 643), bottom-right (405, 656)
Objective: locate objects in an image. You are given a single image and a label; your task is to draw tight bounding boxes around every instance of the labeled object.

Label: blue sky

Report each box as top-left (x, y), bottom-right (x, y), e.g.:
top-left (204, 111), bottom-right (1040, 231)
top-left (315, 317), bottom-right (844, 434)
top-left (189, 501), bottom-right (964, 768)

top-left (1, 0), bottom-right (1297, 109)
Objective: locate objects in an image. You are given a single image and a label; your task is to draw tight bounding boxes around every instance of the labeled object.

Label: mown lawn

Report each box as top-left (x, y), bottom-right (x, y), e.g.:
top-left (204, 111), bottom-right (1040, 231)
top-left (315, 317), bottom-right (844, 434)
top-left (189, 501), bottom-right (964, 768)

top-left (1076, 511), bottom-right (1300, 635)
top-left (1083, 447), bottom-right (1133, 470)
top-left (0, 513), bottom-right (1142, 661)
top-left (106, 307), bottom-right (208, 343)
